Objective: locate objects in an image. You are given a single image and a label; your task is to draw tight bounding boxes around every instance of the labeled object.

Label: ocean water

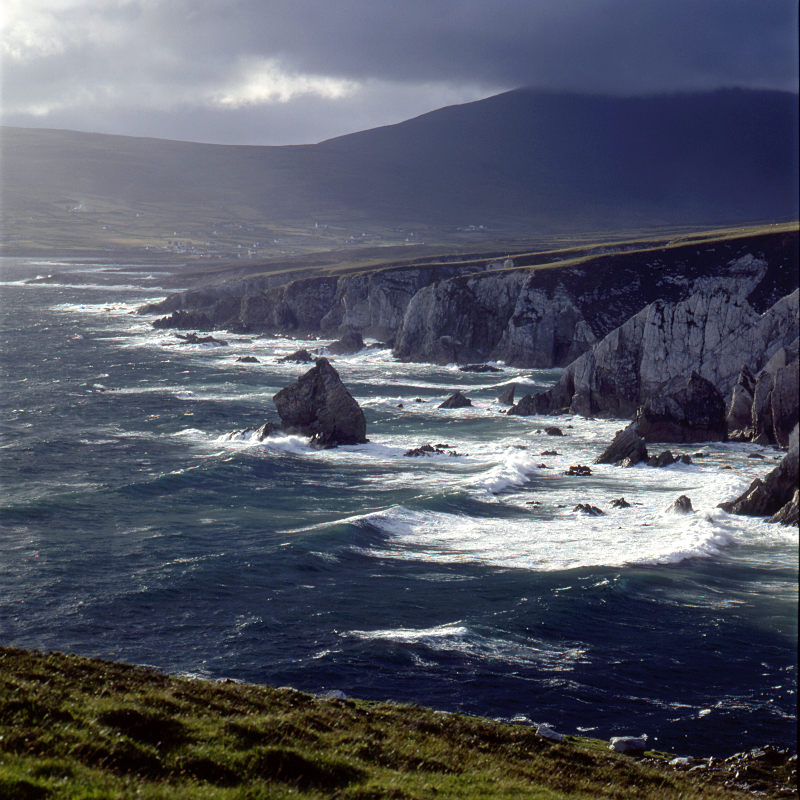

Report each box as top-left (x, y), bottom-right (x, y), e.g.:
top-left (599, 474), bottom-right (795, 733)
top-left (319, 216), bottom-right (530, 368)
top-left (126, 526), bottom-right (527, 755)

top-left (0, 256), bottom-right (796, 757)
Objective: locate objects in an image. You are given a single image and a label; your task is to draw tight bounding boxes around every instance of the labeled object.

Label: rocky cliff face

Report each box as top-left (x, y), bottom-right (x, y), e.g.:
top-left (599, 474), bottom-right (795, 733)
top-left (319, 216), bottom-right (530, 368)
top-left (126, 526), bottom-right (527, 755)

top-left (533, 288), bottom-right (799, 418)
top-left (142, 230), bottom-right (798, 373)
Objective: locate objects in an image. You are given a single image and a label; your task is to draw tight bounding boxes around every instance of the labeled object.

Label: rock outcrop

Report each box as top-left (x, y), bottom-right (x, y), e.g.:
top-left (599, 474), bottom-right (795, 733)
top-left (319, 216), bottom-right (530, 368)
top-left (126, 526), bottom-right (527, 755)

top-left (272, 358), bottom-right (367, 448)
top-left (634, 372), bottom-right (727, 443)
top-left (533, 289), bottom-right (799, 417)
top-left (718, 425), bottom-right (799, 521)
top-left (595, 424), bottom-right (648, 465)
top-left (498, 385), bottom-right (516, 405)
top-left (326, 330), bottom-right (365, 355)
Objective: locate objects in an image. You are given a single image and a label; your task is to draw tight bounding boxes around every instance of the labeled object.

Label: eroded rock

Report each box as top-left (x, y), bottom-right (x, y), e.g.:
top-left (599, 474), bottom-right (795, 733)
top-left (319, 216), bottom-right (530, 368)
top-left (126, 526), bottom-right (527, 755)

top-left (595, 424), bottom-right (648, 465)
top-left (438, 391), bottom-right (472, 409)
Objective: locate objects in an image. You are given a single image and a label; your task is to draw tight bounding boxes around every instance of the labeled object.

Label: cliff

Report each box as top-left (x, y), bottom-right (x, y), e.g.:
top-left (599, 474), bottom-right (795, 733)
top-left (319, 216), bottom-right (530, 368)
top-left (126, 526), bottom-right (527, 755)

top-left (142, 227), bottom-right (799, 369)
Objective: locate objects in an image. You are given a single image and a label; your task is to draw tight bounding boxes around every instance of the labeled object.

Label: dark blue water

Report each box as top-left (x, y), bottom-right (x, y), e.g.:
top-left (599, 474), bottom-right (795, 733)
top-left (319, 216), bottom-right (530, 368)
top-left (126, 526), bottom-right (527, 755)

top-left (1, 257), bottom-right (796, 756)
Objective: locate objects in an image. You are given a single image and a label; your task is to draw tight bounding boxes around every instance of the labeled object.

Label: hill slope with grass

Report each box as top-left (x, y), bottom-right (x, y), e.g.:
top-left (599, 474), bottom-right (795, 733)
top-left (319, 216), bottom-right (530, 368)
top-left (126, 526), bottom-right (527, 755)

top-left (2, 647), bottom-right (794, 799)
top-left (2, 88), bottom-right (797, 257)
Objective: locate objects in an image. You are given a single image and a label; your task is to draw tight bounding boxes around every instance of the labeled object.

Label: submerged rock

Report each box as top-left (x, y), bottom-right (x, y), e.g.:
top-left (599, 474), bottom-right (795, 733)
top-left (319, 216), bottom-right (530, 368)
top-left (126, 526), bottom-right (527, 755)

top-left (236, 355), bottom-right (260, 363)
top-left (595, 424), bottom-right (648, 465)
top-left (459, 363), bottom-right (502, 373)
top-left (544, 426), bottom-right (563, 436)
top-left (176, 332), bottom-right (228, 346)
top-left (573, 504), bottom-right (604, 515)
top-left (273, 358), bottom-right (367, 448)
top-left (564, 465), bottom-right (592, 476)
top-left (438, 391), bottom-right (472, 409)
top-left (647, 450), bottom-right (677, 468)
top-left (611, 497), bottom-right (632, 508)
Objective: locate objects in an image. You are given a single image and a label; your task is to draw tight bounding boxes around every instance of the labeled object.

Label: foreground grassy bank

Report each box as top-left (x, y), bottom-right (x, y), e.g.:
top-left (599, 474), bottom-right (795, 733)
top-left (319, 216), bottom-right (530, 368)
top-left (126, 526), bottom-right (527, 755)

top-left (0, 647), bottom-right (793, 799)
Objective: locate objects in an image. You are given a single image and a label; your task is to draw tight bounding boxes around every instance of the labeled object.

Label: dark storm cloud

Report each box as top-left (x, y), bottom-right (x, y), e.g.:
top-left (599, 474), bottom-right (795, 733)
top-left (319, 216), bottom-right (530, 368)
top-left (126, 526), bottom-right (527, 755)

top-left (2, 0), bottom-right (797, 144)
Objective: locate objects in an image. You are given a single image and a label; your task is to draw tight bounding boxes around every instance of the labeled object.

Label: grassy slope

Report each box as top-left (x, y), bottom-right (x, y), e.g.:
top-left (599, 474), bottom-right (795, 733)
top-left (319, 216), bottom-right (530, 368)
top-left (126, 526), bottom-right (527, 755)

top-left (0, 646), bottom-right (784, 800)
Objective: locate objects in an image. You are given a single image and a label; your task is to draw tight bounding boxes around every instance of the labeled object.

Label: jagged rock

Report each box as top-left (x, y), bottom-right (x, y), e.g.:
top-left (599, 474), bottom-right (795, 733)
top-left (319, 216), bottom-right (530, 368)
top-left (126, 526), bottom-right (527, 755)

top-left (497, 385), bottom-right (516, 405)
top-left (459, 363), bottom-right (502, 373)
top-left (544, 426), bottom-right (563, 436)
top-left (153, 309), bottom-right (215, 330)
top-left (278, 349), bottom-right (315, 363)
top-left (541, 450), bottom-right (560, 456)
top-left (609, 736), bottom-right (648, 754)
top-left (404, 443), bottom-right (462, 457)
top-left (595, 424), bottom-right (648, 465)
top-left (574, 504), bottom-right (604, 515)
top-left (273, 358), bottom-right (367, 448)
top-left (236, 355), bottom-right (260, 363)
top-left (719, 425), bottom-right (799, 520)
top-left (507, 394), bottom-right (537, 416)
top-left (326, 329), bottom-right (365, 355)
top-left (438, 391), bottom-right (472, 409)
top-left (533, 289), bottom-right (799, 417)
top-left (611, 497), bottom-right (631, 508)
top-left (564, 465), bottom-right (592, 476)
top-left (635, 372), bottom-right (727, 443)
top-left (647, 450), bottom-right (677, 467)
top-left (767, 347), bottom-right (799, 447)
top-left (176, 332), bottom-right (228, 346)
top-left (228, 421), bottom-right (281, 441)
top-left (726, 364), bottom-right (756, 433)
top-left (768, 488), bottom-right (799, 525)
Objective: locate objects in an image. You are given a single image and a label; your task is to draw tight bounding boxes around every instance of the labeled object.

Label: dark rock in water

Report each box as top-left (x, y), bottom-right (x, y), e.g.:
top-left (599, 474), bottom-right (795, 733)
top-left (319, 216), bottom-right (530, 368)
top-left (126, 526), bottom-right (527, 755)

top-left (176, 332), bottom-right (228, 346)
top-left (438, 391), bottom-right (472, 409)
top-left (574, 504), bottom-right (604, 515)
top-left (507, 393), bottom-right (536, 416)
top-left (564, 465), bottom-right (592, 476)
top-left (278, 349), bottom-right (314, 363)
top-left (647, 450), bottom-right (677, 468)
top-left (497, 385), bottom-right (516, 405)
top-left (545, 426), bottom-right (563, 436)
top-left (273, 357), bottom-right (367, 448)
top-left (228, 421), bottom-right (281, 441)
top-left (413, 397), bottom-right (424, 403)
top-left (719, 425), bottom-right (798, 522)
top-left (236, 355), bottom-right (260, 363)
top-left (459, 363), bottom-right (502, 373)
top-left (611, 497), bottom-right (632, 508)
top-left (747, 452), bottom-right (765, 459)
top-left (635, 372), bottom-right (727, 443)
top-left (541, 450), bottom-right (560, 456)
top-left (404, 443), bottom-right (462, 457)
top-left (595, 424), bottom-right (648, 465)
top-left (669, 495), bottom-right (694, 513)
top-left (326, 329), bottom-right (365, 355)
top-left (153, 309), bottom-right (214, 330)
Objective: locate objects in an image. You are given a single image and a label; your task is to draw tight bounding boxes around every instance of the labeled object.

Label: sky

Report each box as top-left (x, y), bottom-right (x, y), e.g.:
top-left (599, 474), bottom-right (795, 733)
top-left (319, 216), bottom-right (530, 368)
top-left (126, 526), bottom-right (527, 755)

top-left (1, 0), bottom-right (798, 146)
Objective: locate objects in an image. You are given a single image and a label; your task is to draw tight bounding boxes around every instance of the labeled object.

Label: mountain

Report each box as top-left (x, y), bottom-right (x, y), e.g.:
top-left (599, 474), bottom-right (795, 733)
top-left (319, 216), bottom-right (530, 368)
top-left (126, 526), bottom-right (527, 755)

top-left (1, 88), bottom-right (797, 255)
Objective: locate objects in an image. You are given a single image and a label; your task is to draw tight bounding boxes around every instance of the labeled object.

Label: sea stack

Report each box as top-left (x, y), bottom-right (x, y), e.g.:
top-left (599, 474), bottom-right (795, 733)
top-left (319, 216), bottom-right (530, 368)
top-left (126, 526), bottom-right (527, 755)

top-left (273, 358), bottom-right (367, 448)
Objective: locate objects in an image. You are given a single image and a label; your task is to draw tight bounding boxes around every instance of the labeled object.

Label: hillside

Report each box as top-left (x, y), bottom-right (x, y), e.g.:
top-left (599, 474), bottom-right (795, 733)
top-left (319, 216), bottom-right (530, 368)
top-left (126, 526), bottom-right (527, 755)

top-left (1, 646), bottom-right (793, 799)
top-left (1, 88), bottom-right (797, 258)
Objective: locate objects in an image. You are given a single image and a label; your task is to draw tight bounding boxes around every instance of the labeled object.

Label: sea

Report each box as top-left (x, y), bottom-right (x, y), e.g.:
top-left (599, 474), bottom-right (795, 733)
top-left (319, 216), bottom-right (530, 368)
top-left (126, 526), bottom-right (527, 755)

top-left (0, 256), bottom-right (796, 757)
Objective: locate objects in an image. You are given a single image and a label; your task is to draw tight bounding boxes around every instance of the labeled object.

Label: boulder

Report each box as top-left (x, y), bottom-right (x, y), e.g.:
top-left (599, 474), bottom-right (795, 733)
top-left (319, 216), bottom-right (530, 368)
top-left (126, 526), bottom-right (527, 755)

top-left (278, 348), bottom-right (315, 363)
top-left (634, 372), bottom-right (727, 443)
top-left (611, 497), bottom-right (631, 508)
top-left (273, 358), bottom-right (367, 448)
top-left (236, 355), bottom-right (260, 363)
top-left (438, 391), bottom-right (472, 409)
top-left (327, 329), bottom-right (365, 355)
top-left (595, 424), bottom-right (648, 465)
top-left (669, 495), bottom-right (694, 513)
top-left (609, 736), bottom-right (648, 754)
top-left (545, 426), bottom-right (564, 436)
top-left (497, 385), bottom-right (516, 405)
top-left (536, 725), bottom-right (565, 743)
top-left (719, 424), bottom-right (799, 520)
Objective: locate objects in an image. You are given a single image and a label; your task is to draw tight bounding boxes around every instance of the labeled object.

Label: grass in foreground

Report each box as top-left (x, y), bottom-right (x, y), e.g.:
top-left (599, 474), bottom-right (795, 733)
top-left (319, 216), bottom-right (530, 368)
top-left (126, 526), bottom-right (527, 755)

top-left (0, 646), bottom-right (790, 799)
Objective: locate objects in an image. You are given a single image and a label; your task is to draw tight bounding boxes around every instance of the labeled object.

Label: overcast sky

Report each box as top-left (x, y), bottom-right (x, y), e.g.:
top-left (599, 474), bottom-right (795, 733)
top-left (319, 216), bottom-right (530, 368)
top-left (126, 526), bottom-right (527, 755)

top-left (2, 0), bottom-right (797, 145)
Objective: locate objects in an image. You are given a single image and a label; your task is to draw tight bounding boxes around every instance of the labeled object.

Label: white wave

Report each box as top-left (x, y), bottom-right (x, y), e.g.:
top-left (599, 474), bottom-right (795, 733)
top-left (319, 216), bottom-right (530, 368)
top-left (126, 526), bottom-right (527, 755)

top-left (473, 447), bottom-right (541, 494)
top-left (218, 429), bottom-right (311, 454)
top-left (348, 623), bottom-right (469, 643)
